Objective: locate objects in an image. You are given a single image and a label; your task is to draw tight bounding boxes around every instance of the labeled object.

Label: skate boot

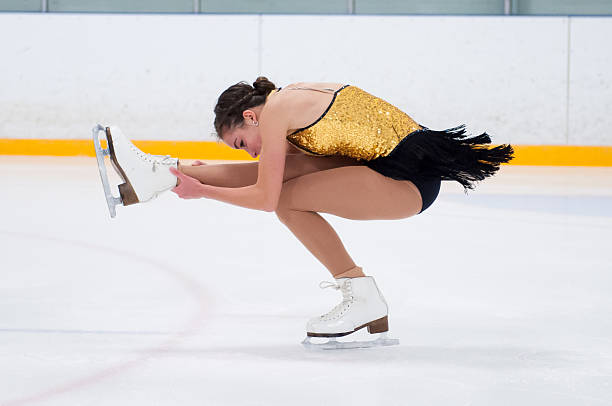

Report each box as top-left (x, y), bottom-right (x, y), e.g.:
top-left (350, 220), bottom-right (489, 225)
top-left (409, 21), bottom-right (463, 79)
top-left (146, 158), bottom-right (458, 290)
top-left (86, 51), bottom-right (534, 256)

top-left (301, 276), bottom-right (399, 350)
top-left (92, 124), bottom-right (178, 218)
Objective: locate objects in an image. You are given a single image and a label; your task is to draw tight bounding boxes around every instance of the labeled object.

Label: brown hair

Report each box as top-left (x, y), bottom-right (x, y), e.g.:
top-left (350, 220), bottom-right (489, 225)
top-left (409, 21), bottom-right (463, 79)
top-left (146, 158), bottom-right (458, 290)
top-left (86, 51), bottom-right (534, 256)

top-left (213, 76), bottom-right (276, 139)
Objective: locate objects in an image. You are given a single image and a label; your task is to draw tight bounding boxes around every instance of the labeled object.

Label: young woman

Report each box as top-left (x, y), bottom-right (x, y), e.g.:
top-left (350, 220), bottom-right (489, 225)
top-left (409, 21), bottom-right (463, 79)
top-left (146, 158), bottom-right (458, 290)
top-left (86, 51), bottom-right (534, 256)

top-left (98, 76), bottom-right (514, 346)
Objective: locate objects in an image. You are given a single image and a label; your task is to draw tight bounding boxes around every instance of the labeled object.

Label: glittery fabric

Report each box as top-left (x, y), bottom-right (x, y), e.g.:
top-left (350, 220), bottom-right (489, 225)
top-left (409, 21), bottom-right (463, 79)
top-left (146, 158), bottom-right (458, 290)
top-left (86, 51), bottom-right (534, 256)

top-left (286, 85), bottom-right (422, 160)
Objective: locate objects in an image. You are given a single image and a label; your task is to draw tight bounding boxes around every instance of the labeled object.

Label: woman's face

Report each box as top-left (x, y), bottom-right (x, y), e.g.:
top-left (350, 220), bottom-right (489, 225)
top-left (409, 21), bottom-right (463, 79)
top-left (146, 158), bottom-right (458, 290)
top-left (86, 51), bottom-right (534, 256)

top-left (222, 121), bottom-right (262, 159)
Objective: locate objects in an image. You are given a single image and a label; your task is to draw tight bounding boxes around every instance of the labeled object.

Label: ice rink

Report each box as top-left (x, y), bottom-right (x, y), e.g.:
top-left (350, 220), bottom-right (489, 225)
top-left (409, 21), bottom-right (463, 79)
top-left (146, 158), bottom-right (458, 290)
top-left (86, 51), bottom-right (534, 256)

top-left (1, 156), bottom-right (611, 406)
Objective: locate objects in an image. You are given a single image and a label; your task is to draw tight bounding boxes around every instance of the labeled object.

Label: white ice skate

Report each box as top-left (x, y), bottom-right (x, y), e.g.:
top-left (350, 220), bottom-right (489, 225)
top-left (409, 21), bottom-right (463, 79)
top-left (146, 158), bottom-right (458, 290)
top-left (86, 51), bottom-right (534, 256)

top-left (92, 124), bottom-right (178, 218)
top-left (301, 276), bottom-right (400, 350)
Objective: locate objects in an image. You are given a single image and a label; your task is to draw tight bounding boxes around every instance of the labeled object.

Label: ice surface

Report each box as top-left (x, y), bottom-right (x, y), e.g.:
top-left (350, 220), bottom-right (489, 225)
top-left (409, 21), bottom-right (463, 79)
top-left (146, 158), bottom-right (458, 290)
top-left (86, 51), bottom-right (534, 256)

top-left (0, 156), bottom-right (611, 405)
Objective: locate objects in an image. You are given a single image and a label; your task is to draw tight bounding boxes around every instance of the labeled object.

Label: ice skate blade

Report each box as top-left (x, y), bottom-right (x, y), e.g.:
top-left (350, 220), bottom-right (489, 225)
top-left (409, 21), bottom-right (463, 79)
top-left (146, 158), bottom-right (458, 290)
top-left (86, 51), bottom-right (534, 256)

top-left (302, 332), bottom-right (399, 350)
top-left (92, 124), bottom-right (123, 218)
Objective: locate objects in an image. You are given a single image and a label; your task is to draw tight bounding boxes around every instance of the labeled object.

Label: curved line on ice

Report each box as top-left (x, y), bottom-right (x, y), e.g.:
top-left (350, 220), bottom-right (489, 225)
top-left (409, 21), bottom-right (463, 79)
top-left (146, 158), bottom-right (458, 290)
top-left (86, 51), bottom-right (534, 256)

top-left (0, 229), bottom-right (210, 406)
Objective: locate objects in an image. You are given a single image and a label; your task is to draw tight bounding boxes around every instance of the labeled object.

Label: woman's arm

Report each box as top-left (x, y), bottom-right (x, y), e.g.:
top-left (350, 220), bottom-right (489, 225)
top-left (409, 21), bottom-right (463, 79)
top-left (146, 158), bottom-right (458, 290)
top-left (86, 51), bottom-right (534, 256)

top-left (179, 161), bottom-right (259, 188)
top-left (170, 97), bottom-right (290, 212)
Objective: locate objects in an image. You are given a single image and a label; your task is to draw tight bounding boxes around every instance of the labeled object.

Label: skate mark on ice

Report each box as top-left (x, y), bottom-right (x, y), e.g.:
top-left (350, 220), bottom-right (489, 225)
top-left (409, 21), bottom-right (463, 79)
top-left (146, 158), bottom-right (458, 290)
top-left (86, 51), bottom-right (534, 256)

top-left (0, 328), bottom-right (171, 336)
top-left (0, 229), bottom-right (210, 406)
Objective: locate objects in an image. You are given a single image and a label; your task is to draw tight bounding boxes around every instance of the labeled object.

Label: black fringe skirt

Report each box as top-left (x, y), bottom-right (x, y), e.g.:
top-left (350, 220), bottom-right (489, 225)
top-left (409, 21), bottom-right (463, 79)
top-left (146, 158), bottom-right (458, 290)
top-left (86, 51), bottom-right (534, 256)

top-left (365, 124), bottom-right (515, 192)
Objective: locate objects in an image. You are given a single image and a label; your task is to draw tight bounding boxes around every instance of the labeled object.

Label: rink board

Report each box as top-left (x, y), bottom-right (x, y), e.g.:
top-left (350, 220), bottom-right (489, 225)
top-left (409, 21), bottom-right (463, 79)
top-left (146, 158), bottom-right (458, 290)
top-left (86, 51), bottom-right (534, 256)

top-left (1, 139), bottom-right (612, 166)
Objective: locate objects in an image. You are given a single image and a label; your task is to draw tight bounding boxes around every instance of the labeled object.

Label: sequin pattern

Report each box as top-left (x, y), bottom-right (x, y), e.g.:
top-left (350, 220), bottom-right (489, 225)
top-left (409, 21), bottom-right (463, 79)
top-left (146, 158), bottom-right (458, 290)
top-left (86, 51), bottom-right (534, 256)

top-left (286, 86), bottom-right (422, 160)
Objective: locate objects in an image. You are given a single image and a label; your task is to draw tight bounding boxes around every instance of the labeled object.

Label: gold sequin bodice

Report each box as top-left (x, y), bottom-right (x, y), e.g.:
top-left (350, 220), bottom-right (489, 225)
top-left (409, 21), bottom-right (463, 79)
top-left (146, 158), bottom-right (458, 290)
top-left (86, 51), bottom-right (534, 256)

top-left (285, 85), bottom-right (422, 160)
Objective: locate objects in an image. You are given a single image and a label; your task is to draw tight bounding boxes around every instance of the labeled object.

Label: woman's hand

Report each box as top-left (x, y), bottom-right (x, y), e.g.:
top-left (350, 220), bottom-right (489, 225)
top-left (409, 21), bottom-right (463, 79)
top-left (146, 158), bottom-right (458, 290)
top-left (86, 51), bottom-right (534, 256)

top-left (169, 167), bottom-right (206, 199)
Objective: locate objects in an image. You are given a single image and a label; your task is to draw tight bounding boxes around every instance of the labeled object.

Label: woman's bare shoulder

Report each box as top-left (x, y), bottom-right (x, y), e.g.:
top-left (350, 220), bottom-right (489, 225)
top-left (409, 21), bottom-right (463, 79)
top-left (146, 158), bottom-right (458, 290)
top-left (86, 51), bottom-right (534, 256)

top-left (284, 81), bottom-right (345, 91)
top-left (263, 81), bottom-right (345, 135)
top-left (273, 81), bottom-right (345, 108)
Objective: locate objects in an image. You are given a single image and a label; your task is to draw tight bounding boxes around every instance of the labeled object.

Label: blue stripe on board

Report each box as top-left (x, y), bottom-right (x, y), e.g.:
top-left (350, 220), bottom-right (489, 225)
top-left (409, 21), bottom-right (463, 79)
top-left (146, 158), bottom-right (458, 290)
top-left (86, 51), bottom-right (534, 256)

top-left (439, 194), bottom-right (612, 218)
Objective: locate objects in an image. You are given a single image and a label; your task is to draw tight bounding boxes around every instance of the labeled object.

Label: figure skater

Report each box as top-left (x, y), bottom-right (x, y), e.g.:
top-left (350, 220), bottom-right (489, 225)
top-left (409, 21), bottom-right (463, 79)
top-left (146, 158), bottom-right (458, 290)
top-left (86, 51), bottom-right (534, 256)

top-left (94, 76), bottom-right (514, 348)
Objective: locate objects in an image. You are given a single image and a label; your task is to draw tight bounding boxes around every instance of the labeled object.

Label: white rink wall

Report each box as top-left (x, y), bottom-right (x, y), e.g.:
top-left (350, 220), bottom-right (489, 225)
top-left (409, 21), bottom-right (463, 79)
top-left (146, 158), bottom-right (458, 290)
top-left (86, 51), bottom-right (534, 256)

top-left (0, 13), bottom-right (611, 145)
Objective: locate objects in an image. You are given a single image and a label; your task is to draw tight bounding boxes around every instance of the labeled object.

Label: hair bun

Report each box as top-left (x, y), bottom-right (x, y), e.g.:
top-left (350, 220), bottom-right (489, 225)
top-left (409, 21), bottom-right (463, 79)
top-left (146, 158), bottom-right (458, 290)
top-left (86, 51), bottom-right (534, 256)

top-left (252, 76), bottom-right (276, 96)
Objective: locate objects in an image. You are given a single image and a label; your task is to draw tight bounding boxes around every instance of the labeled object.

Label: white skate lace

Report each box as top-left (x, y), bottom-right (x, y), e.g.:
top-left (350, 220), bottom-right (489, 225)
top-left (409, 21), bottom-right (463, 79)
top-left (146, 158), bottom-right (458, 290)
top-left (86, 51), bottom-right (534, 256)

top-left (318, 279), bottom-right (355, 321)
top-left (152, 155), bottom-right (174, 172)
top-left (125, 141), bottom-right (175, 172)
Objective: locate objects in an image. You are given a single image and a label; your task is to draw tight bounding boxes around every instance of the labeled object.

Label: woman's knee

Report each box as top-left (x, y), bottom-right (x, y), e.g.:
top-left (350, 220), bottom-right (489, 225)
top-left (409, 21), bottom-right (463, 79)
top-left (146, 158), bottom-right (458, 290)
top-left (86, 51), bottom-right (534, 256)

top-left (275, 205), bottom-right (304, 225)
top-left (275, 207), bottom-right (293, 225)
top-left (275, 180), bottom-right (303, 223)
top-left (275, 195), bottom-right (291, 224)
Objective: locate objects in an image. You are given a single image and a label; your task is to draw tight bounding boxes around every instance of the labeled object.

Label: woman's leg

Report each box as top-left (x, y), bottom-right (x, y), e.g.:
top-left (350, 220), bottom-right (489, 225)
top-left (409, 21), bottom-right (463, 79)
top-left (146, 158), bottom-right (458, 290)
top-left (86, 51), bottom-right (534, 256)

top-left (275, 166), bottom-right (422, 277)
top-left (179, 154), bottom-right (361, 188)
